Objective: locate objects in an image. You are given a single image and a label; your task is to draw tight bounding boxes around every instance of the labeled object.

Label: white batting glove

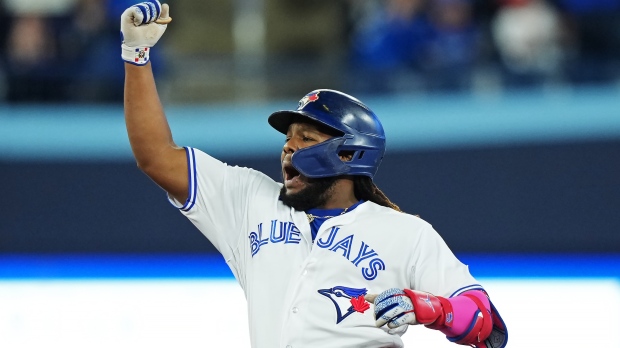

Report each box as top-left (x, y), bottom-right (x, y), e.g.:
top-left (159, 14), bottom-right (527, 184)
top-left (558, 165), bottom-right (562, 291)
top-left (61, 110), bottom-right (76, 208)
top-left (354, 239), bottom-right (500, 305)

top-left (371, 288), bottom-right (451, 330)
top-left (372, 288), bottom-right (418, 329)
top-left (120, 1), bottom-right (170, 65)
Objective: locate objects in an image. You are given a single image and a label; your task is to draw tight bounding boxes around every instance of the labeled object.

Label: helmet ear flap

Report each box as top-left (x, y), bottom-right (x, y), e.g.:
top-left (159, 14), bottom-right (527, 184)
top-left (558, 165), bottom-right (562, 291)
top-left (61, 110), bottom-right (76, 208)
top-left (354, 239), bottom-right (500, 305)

top-left (291, 135), bottom-right (385, 179)
top-left (291, 137), bottom-right (350, 178)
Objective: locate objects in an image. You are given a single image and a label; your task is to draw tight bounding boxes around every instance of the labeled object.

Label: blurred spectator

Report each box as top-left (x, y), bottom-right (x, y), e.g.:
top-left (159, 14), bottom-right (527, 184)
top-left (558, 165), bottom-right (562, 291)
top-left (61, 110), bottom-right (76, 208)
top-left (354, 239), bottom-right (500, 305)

top-left (423, 0), bottom-right (481, 91)
top-left (0, 0), bottom-right (618, 103)
top-left (6, 15), bottom-right (69, 101)
top-left (0, 0), bottom-right (164, 104)
top-left (62, 0), bottom-right (126, 102)
top-left (348, 0), bottom-right (430, 93)
top-left (491, 0), bottom-right (569, 87)
top-left (348, 0), bottom-right (482, 93)
top-left (1, 0), bottom-right (76, 102)
top-left (555, 0), bottom-right (620, 84)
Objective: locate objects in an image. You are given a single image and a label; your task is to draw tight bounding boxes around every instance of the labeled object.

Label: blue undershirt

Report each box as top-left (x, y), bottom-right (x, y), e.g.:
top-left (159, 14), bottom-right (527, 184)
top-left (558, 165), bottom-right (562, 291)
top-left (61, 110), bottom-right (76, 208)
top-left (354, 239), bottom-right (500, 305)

top-left (306, 200), bottom-right (364, 241)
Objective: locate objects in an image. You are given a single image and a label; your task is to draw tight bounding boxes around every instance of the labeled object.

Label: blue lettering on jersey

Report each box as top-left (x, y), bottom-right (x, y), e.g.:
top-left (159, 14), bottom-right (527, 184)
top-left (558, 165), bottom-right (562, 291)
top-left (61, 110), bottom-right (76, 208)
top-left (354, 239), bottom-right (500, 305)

top-left (351, 242), bottom-right (378, 266)
top-left (317, 227), bottom-right (385, 280)
top-left (329, 234), bottom-right (354, 259)
top-left (269, 220), bottom-right (286, 243)
top-left (249, 223), bottom-right (269, 257)
top-left (286, 223), bottom-right (302, 244)
top-left (362, 258), bottom-right (385, 281)
top-left (250, 220), bottom-right (302, 257)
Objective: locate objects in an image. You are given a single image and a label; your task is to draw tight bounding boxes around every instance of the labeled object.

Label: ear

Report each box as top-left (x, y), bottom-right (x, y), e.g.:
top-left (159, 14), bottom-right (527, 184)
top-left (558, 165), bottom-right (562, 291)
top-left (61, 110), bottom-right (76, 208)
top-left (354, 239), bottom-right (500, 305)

top-left (338, 150), bottom-right (354, 162)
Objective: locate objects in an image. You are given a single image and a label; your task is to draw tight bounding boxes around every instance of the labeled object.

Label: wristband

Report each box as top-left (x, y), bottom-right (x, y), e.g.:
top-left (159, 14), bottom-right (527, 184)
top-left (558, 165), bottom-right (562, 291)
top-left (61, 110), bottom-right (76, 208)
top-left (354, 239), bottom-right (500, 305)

top-left (122, 44), bottom-right (150, 65)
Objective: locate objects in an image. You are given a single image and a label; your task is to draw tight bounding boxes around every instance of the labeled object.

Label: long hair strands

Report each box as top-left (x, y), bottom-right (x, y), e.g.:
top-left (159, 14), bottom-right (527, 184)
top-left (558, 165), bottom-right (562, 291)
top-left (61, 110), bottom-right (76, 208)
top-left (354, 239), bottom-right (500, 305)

top-left (353, 176), bottom-right (401, 212)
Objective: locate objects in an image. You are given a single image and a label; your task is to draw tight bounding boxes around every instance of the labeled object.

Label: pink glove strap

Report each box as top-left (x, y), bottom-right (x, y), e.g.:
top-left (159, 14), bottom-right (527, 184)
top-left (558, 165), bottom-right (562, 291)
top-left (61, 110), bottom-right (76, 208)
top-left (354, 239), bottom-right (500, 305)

top-left (441, 291), bottom-right (493, 347)
top-left (439, 291), bottom-right (487, 336)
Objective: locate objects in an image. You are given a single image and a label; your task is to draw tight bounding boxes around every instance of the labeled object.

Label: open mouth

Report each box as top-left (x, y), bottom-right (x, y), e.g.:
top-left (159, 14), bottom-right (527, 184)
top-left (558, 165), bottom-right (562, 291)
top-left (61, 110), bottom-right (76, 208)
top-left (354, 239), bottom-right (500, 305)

top-left (284, 164), bottom-right (301, 182)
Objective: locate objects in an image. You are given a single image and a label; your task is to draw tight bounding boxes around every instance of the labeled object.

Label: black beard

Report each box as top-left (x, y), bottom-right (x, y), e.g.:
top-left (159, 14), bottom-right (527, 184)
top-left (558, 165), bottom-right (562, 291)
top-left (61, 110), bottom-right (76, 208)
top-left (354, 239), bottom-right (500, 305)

top-left (280, 176), bottom-right (339, 211)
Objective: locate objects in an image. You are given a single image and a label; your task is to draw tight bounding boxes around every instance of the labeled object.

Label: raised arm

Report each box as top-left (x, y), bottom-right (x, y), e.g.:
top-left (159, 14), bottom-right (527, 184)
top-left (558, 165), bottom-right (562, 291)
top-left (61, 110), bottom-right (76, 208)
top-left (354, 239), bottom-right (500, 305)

top-left (121, 1), bottom-right (187, 203)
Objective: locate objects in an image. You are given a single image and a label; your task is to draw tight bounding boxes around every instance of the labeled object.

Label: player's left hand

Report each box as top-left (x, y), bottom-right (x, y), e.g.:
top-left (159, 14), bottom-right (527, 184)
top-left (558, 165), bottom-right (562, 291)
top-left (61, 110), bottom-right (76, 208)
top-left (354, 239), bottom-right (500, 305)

top-left (367, 288), bottom-right (449, 329)
top-left (367, 288), bottom-right (417, 329)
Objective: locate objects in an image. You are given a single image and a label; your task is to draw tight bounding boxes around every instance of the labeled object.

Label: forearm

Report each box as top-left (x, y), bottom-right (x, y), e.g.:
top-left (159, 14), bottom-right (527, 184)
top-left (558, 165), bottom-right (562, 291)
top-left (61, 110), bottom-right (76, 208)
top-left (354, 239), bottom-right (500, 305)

top-left (124, 62), bottom-right (177, 170)
top-left (372, 288), bottom-right (500, 347)
top-left (437, 290), bottom-right (490, 337)
top-left (417, 289), bottom-right (495, 347)
top-left (123, 62), bottom-right (187, 201)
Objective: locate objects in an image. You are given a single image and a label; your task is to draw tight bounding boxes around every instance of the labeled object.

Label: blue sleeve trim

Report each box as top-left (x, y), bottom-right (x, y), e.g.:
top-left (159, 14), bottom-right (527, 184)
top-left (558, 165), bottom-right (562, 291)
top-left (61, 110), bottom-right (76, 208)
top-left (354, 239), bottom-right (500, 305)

top-left (488, 300), bottom-right (509, 348)
top-left (447, 287), bottom-right (509, 348)
top-left (179, 147), bottom-right (198, 212)
top-left (449, 284), bottom-right (485, 298)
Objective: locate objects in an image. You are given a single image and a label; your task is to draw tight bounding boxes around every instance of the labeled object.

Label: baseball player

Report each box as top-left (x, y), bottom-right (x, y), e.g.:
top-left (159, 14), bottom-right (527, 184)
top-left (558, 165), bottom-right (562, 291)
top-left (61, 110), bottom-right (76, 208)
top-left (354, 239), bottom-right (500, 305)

top-left (121, 2), bottom-right (508, 347)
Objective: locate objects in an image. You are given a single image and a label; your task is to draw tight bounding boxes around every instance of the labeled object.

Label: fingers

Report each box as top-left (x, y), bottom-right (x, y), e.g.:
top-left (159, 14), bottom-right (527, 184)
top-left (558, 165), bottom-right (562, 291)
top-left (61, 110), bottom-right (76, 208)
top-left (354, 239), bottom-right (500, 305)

top-left (155, 4), bottom-right (171, 24)
top-left (372, 288), bottom-right (416, 328)
top-left (160, 3), bottom-right (170, 19)
top-left (155, 17), bottom-right (172, 24)
top-left (131, 1), bottom-right (166, 26)
top-left (155, 17), bottom-right (172, 25)
top-left (387, 312), bottom-right (416, 329)
top-left (365, 294), bottom-right (378, 304)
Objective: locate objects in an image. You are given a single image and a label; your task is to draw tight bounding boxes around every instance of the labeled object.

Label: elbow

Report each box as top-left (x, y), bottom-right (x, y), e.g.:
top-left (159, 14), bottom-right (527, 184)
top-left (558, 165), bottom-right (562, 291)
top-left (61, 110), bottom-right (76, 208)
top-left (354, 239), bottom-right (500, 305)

top-left (135, 158), bottom-right (156, 177)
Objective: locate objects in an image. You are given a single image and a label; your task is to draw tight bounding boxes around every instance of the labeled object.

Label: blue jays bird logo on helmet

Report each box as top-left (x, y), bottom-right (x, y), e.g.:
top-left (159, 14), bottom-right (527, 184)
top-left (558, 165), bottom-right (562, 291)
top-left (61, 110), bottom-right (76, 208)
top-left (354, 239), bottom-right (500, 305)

top-left (297, 91), bottom-right (320, 110)
top-left (318, 286), bottom-right (370, 324)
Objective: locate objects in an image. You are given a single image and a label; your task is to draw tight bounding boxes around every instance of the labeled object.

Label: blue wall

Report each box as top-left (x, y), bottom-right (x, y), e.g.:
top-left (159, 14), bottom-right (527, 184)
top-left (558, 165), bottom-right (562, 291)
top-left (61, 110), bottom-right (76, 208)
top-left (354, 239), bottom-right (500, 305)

top-left (2, 87), bottom-right (620, 253)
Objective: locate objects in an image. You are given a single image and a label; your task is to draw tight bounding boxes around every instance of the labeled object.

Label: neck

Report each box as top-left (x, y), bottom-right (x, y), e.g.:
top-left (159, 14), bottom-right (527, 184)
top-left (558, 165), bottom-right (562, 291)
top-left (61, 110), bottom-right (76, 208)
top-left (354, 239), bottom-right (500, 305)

top-left (317, 178), bottom-right (357, 209)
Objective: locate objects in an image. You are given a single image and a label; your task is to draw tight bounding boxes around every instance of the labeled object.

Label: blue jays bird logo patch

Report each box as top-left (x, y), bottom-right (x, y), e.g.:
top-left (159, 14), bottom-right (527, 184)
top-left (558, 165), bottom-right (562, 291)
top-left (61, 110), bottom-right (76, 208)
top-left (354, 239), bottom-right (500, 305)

top-left (297, 91), bottom-right (320, 109)
top-left (318, 286), bottom-right (370, 324)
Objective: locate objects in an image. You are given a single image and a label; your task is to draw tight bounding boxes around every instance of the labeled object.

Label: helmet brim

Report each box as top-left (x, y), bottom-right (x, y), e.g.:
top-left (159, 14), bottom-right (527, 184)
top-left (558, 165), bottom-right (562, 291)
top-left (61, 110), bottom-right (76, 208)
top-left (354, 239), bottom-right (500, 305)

top-left (268, 110), bottom-right (341, 135)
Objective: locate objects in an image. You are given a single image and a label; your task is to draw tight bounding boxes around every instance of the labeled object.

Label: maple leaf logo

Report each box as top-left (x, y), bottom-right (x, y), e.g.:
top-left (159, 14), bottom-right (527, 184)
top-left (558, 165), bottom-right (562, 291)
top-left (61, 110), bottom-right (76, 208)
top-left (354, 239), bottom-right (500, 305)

top-left (350, 295), bottom-right (370, 313)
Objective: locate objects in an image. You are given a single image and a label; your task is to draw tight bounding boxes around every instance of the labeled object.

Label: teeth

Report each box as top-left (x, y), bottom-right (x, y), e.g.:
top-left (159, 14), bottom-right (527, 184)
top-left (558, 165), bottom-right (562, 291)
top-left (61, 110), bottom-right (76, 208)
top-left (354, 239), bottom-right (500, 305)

top-left (283, 163), bottom-right (302, 182)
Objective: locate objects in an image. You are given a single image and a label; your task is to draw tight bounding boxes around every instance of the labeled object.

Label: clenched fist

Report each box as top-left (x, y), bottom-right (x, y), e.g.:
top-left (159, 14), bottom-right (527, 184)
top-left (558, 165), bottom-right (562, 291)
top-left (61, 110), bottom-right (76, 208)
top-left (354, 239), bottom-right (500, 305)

top-left (120, 1), bottom-right (170, 65)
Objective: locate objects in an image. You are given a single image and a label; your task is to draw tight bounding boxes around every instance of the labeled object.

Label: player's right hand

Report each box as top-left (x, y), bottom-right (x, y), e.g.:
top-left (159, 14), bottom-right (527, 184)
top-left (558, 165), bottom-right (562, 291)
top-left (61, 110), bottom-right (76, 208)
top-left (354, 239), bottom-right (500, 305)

top-left (120, 1), bottom-right (170, 65)
top-left (371, 288), bottom-right (418, 329)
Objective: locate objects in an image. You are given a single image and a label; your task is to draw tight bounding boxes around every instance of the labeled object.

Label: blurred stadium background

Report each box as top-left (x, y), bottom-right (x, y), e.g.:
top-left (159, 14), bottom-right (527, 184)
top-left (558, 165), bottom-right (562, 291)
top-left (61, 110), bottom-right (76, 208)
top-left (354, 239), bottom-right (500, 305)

top-left (1, 0), bottom-right (620, 346)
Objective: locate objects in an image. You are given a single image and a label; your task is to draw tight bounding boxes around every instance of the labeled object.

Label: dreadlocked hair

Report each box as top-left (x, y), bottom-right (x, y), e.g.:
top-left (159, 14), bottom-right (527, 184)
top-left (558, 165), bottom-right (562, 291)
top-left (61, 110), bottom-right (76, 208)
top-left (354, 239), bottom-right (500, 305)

top-left (353, 176), bottom-right (401, 212)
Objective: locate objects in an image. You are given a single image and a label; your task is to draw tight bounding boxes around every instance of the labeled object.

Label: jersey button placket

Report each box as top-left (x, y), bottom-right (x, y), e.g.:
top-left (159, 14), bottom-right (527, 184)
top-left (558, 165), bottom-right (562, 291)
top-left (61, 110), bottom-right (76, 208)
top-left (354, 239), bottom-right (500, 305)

top-left (299, 259), bottom-right (313, 279)
top-left (283, 259), bottom-right (312, 346)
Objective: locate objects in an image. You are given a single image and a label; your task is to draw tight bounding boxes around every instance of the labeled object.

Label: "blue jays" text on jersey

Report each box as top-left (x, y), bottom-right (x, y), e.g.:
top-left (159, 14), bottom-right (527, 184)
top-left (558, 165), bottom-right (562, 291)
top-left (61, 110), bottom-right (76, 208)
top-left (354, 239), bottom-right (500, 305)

top-left (249, 221), bottom-right (385, 280)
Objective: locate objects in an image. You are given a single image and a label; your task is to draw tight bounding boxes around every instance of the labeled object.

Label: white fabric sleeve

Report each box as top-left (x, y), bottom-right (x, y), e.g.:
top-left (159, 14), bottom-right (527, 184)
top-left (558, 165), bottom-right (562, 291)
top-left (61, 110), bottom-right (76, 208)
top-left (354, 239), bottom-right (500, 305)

top-left (168, 147), bottom-right (279, 260)
top-left (411, 225), bottom-right (483, 298)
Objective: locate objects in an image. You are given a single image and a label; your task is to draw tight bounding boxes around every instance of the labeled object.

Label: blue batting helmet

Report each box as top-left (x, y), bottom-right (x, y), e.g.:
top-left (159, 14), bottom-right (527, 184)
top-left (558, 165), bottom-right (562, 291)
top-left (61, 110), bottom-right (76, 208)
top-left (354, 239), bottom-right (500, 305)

top-left (268, 89), bottom-right (386, 179)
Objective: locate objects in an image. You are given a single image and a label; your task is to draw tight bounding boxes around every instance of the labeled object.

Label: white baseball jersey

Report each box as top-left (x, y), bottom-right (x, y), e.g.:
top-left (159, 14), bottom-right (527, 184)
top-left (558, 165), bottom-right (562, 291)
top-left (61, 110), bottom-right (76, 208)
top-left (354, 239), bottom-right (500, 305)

top-left (169, 147), bottom-right (484, 348)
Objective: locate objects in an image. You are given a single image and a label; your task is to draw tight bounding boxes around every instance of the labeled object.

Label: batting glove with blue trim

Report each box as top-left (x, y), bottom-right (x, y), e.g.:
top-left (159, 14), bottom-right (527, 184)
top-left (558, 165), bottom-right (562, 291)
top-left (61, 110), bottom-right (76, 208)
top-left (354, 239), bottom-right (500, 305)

top-left (120, 1), bottom-right (170, 65)
top-left (370, 288), bottom-right (452, 330)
